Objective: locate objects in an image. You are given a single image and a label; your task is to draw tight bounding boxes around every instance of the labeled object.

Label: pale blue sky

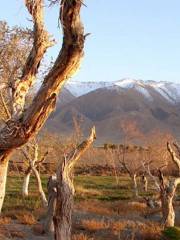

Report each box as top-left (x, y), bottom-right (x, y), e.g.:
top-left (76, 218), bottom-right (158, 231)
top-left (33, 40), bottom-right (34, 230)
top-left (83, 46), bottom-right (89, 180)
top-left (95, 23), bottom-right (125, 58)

top-left (1, 0), bottom-right (180, 83)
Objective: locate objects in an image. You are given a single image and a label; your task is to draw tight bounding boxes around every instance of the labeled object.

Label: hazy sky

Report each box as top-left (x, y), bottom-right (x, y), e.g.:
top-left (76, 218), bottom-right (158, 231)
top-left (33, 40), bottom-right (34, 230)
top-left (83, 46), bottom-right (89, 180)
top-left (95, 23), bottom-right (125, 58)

top-left (1, 0), bottom-right (180, 83)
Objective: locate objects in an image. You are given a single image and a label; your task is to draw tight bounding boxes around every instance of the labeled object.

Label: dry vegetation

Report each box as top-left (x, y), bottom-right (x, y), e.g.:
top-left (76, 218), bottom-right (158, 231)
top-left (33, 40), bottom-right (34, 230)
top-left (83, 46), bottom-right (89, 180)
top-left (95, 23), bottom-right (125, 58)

top-left (2, 132), bottom-right (180, 239)
top-left (0, 172), bottom-right (179, 239)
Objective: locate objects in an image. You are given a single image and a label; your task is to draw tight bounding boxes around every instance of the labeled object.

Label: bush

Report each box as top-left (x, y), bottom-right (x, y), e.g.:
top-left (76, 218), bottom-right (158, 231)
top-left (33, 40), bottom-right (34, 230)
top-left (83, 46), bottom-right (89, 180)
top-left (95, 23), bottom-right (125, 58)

top-left (163, 227), bottom-right (180, 240)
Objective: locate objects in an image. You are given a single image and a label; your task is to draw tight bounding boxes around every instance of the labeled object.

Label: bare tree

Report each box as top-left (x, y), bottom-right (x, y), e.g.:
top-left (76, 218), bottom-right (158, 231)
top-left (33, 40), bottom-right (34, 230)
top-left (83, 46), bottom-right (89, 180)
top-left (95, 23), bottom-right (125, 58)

top-left (44, 127), bottom-right (96, 239)
top-left (0, 21), bottom-right (33, 124)
top-left (118, 120), bottom-right (146, 197)
top-left (21, 140), bottom-right (48, 207)
top-left (143, 143), bottom-right (180, 228)
top-left (118, 146), bottom-right (149, 198)
top-left (0, 0), bottom-right (85, 212)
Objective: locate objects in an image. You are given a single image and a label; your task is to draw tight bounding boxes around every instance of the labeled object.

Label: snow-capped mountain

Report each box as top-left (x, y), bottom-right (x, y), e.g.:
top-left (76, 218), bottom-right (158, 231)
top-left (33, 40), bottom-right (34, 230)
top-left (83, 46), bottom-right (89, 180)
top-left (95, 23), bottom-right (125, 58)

top-left (65, 81), bottom-right (112, 97)
top-left (65, 79), bottom-right (180, 104)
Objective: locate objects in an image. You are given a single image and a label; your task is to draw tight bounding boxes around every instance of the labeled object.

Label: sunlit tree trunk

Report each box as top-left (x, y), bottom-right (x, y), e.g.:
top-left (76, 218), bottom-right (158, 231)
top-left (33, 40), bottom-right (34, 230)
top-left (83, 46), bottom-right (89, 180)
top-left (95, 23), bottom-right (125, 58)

top-left (159, 176), bottom-right (180, 227)
top-left (0, 157), bottom-right (9, 213)
top-left (32, 165), bottom-right (47, 207)
top-left (161, 193), bottom-right (175, 227)
top-left (157, 170), bottom-right (179, 227)
top-left (22, 168), bottom-right (31, 197)
top-left (53, 127), bottom-right (96, 240)
top-left (142, 174), bottom-right (148, 192)
top-left (131, 173), bottom-right (138, 198)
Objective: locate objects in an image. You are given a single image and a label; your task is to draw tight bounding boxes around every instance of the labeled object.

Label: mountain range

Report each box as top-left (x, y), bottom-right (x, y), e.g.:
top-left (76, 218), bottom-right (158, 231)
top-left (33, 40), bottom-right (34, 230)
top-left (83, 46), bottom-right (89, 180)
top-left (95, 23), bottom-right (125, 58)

top-left (46, 79), bottom-right (180, 143)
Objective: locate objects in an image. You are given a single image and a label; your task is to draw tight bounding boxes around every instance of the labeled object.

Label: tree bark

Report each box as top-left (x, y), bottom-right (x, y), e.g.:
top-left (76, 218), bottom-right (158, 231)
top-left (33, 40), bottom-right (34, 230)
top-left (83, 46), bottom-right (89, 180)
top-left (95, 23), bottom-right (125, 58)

top-left (53, 127), bottom-right (96, 240)
top-left (142, 174), bottom-right (148, 192)
top-left (12, 0), bottom-right (54, 118)
top-left (32, 165), bottom-right (47, 207)
top-left (161, 192), bottom-right (175, 227)
top-left (132, 173), bottom-right (138, 198)
top-left (0, 155), bottom-right (9, 213)
top-left (22, 167), bottom-right (31, 197)
top-left (44, 175), bottom-right (57, 233)
top-left (167, 142), bottom-right (180, 176)
top-left (159, 171), bottom-right (180, 227)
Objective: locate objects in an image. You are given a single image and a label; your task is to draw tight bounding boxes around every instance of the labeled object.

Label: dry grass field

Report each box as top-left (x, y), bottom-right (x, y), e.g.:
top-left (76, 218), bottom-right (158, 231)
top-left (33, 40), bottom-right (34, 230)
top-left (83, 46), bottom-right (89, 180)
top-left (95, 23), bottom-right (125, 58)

top-left (0, 174), bottom-right (180, 239)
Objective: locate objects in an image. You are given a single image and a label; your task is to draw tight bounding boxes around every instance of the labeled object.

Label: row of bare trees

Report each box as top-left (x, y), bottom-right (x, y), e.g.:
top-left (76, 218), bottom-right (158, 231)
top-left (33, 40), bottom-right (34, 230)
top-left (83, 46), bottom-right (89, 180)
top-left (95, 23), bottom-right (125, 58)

top-left (104, 121), bottom-right (180, 228)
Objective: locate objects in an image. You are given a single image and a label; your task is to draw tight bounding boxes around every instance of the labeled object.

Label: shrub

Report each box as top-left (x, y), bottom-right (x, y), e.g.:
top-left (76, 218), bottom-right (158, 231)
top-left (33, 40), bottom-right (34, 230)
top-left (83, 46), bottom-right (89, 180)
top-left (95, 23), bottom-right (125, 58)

top-left (163, 227), bottom-right (180, 240)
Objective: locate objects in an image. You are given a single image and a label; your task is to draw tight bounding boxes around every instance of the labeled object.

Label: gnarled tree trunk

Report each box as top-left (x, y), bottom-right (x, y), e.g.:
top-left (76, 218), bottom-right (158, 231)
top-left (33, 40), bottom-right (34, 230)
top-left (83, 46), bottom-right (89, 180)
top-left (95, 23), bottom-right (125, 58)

top-left (159, 173), bottom-right (180, 227)
top-left (53, 127), bottom-right (96, 240)
top-left (0, 0), bottom-right (85, 212)
top-left (161, 193), bottom-right (175, 227)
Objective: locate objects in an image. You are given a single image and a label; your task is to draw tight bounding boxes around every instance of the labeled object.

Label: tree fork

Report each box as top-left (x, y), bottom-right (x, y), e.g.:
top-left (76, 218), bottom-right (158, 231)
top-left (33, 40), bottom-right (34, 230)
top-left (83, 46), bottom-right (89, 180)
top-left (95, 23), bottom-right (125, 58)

top-left (0, 0), bottom-right (85, 213)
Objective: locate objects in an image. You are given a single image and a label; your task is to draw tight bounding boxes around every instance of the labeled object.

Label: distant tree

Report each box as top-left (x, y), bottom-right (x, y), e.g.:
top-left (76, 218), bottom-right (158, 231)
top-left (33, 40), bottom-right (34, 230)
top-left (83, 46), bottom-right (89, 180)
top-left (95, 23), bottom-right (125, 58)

top-left (0, 21), bottom-right (32, 123)
top-left (118, 145), bottom-right (150, 197)
top-left (118, 120), bottom-right (146, 197)
top-left (143, 141), bottom-right (180, 227)
top-left (145, 130), bottom-right (174, 174)
top-left (21, 139), bottom-right (48, 207)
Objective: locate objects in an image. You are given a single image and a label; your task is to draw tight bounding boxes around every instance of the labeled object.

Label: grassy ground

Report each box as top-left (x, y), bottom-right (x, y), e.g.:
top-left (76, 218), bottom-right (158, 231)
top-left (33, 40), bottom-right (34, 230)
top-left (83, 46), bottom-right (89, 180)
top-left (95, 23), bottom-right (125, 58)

top-left (1, 174), bottom-right (180, 240)
top-left (3, 174), bottom-right (154, 212)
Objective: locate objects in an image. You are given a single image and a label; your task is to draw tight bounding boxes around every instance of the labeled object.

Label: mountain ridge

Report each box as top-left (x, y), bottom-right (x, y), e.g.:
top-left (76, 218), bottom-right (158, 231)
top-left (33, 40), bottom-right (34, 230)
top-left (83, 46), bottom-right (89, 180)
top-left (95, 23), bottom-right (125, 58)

top-left (65, 78), bottom-right (180, 104)
top-left (46, 79), bottom-right (180, 143)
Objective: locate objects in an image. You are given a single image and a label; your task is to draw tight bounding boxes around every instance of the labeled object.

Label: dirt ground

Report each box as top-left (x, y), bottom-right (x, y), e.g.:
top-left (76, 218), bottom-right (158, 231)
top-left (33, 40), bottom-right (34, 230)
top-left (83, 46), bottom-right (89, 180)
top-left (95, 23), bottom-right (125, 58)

top-left (1, 201), bottom-right (180, 240)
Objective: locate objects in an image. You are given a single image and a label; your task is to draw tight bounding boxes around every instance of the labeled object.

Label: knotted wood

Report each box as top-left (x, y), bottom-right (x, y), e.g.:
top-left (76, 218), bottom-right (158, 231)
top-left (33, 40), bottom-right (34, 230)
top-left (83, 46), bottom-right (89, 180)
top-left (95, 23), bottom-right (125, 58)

top-left (53, 127), bottom-right (96, 240)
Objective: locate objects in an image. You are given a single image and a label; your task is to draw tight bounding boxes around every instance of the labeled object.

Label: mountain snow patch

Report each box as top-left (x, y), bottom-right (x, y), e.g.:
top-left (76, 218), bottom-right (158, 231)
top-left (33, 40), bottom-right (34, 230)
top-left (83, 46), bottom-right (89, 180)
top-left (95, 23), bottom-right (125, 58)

top-left (65, 78), bottom-right (180, 104)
